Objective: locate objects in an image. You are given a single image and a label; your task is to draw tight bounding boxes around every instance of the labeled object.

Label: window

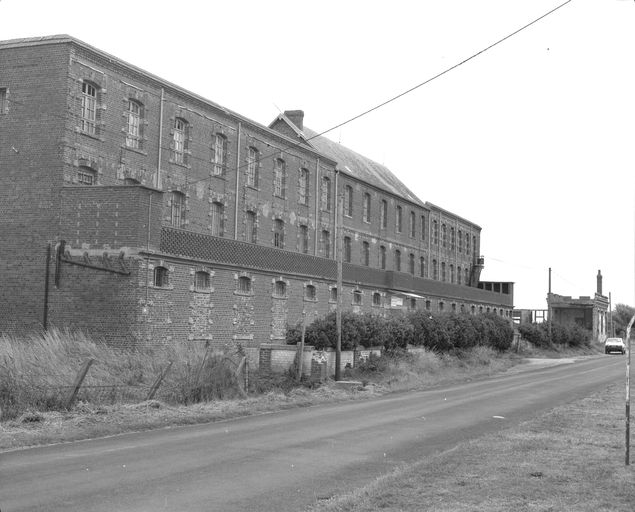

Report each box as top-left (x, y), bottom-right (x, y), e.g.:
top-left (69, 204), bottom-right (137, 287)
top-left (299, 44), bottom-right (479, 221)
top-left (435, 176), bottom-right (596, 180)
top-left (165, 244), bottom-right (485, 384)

top-left (80, 81), bottom-right (97, 135)
top-left (380, 200), bottom-right (387, 229)
top-left (458, 230), bottom-right (463, 253)
top-left (450, 228), bottom-right (455, 251)
top-left (409, 211), bottom-right (415, 238)
top-left (466, 233), bottom-right (471, 255)
top-left (395, 250), bottom-right (401, 272)
top-left (452, 303), bottom-right (457, 313)
top-left (273, 158), bottom-right (285, 198)
top-left (362, 241), bottom-right (370, 266)
top-left (274, 280), bottom-right (287, 297)
top-left (170, 191), bottom-right (186, 228)
top-left (465, 268), bottom-right (470, 285)
top-left (194, 271), bottom-right (210, 291)
top-left (426, 300), bottom-right (431, 311)
top-left (409, 298), bottom-right (417, 311)
top-left (441, 262), bottom-right (446, 282)
top-left (344, 236), bottom-right (352, 263)
top-left (421, 215), bottom-right (426, 240)
top-left (124, 178), bottom-right (140, 185)
top-left (321, 230), bottom-right (330, 257)
top-left (77, 166), bottom-right (96, 185)
top-left (330, 287), bottom-right (338, 302)
top-left (321, 177), bottom-right (331, 211)
top-left (441, 224), bottom-right (447, 248)
top-left (154, 266), bottom-right (169, 287)
top-left (246, 147), bottom-right (259, 187)
top-left (212, 134), bottom-right (227, 176)
top-left (409, 253), bottom-right (415, 275)
top-left (450, 264), bottom-right (455, 284)
top-left (363, 193), bottom-right (371, 223)
top-left (173, 118), bottom-right (188, 164)
top-left (380, 246), bottom-right (386, 270)
top-left (245, 211), bottom-right (256, 243)
top-left (457, 266), bottom-right (462, 285)
top-left (439, 301), bottom-right (445, 312)
top-left (432, 259), bottom-right (438, 280)
top-left (0, 88), bottom-right (7, 114)
top-left (238, 276), bottom-right (252, 293)
top-left (298, 168), bottom-right (309, 205)
top-left (353, 290), bottom-right (362, 305)
top-left (305, 284), bottom-right (316, 300)
top-left (473, 235), bottom-right (477, 255)
top-left (395, 206), bottom-right (403, 233)
top-left (432, 220), bottom-right (438, 245)
top-left (299, 224), bottom-right (309, 254)
top-left (274, 219), bottom-right (285, 249)
top-left (420, 257), bottom-right (426, 278)
top-left (471, 305), bottom-right (476, 315)
top-left (211, 202), bottom-right (224, 236)
top-left (344, 185), bottom-right (353, 217)
top-left (372, 292), bottom-right (382, 306)
top-left (125, 100), bottom-right (142, 149)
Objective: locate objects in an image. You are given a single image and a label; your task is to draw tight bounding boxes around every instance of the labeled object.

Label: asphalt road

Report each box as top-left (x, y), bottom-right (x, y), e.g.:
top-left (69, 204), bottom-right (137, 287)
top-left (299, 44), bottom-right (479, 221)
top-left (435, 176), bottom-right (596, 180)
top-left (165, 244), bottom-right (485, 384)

top-left (1, 355), bottom-right (626, 512)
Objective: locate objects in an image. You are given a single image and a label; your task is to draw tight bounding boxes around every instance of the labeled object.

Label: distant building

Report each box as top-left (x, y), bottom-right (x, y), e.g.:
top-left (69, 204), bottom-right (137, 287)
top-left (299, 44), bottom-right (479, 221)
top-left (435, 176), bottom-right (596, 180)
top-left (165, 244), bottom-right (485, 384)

top-left (548, 270), bottom-right (608, 342)
top-left (0, 35), bottom-right (514, 349)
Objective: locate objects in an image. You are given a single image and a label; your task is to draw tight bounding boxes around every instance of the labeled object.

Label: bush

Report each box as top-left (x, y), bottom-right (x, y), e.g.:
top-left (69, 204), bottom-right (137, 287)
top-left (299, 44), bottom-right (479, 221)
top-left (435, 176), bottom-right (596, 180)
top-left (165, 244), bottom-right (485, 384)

top-left (518, 322), bottom-right (591, 348)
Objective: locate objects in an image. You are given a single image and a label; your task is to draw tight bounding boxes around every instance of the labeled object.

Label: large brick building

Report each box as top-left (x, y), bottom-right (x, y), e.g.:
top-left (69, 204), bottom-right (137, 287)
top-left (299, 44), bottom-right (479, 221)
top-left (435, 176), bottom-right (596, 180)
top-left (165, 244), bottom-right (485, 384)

top-left (0, 35), bottom-right (513, 349)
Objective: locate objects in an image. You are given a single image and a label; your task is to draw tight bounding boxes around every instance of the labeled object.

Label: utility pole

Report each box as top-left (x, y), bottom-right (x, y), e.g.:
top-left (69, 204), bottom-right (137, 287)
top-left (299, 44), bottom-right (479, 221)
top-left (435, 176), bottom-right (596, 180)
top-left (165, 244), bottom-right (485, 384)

top-left (335, 194), bottom-right (343, 381)
top-left (625, 314), bottom-right (634, 466)
top-left (548, 267), bottom-right (552, 340)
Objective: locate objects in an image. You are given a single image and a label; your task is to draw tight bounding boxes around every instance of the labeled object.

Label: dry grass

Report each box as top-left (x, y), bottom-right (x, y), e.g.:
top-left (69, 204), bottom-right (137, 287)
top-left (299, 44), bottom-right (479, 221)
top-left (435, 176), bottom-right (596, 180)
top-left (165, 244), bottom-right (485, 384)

top-left (306, 384), bottom-right (634, 512)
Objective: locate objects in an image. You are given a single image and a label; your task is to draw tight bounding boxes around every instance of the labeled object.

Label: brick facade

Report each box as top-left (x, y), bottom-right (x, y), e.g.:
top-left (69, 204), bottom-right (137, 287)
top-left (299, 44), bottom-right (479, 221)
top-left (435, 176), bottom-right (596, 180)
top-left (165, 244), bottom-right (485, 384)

top-left (0, 35), bottom-right (514, 349)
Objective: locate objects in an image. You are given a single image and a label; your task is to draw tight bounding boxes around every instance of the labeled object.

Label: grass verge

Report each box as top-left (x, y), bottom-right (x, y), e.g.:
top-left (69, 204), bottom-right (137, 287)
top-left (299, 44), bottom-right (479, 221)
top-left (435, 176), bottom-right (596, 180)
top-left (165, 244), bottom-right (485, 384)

top-left (306, 383), bottom-right (634, 512)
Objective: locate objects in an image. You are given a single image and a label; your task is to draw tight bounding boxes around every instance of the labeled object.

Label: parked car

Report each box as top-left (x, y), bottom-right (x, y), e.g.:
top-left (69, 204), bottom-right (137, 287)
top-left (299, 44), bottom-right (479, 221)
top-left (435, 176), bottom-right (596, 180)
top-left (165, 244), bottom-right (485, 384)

top-left (604, 337), bottom-right (626, 355)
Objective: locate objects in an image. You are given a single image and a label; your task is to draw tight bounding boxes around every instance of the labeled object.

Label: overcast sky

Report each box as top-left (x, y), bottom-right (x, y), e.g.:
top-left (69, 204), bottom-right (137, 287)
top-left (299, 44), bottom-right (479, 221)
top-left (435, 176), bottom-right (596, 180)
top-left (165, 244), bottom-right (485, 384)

top-left (3, 0), bottom-right (634, 309)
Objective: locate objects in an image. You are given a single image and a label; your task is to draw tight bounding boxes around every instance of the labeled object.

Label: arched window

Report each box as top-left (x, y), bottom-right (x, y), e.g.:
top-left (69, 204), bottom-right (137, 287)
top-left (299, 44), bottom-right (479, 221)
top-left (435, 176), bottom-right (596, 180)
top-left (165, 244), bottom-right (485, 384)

top-left (245, 211), bottom-right (256, 243)
top-left (380, 246), bottom-right (386, 270)
top-left (441, 262), bottom-right (446, 282)
top-left (273, 158), bottom-right (286, 198)
top-left (380, 200), bottom-right (388, 229)
top-left (395, 206), bottom-right (403, 233)
top-left (395, 250), bottom-right (401, 271)
top-left (450, 228), bottom-right (455, 250)
top-left (458, 230), bottom-right (463, 253)
top-left (305, 284), bottom-right (316, 300)
top-left (246, 147), bottom-right (259, 187)
top-left (432, 220), bottom-right (438, 245)
top-left (420, 257), bottom-right (426, 278)
top-left (457, 266), bottom-right (462, 285)
top-left (170, 191), bottom-right (186, 228)
top-left (441, 224), bottom-right (447, 248)
top-left (299, 224), bottom-right (309, 254)
top-left (211, 202), bottom-right (224, 236)
top-left (321, 230), bottom-right (330, 257)
top-left (298, 168), bottom-right (309, 205)
top-left (125, 99), bottom-right (143, 149)
top-left (173, 118), bottom-right (189, 164)
top-left (194, 271), bottom-right (210, 291)
top-left (274, 219), bottom-right (284, 249)
top-left (330, 287), bottom-right (338, 302)
top-left (409, 211), bottom-right (416, 237)
top-left (80, 81), bottom-right (98, 135)
top-left (409, 253), bottom-right (415, 274)
top-left (321, 177), bottom-right (331, 211)
top-left (363, 193), bottom-right (371, 223)
top-left (344, 236), bottom-right (352, 263)
top-left (432, 259), bottom-right (438, 280)
top-left (154, 266), bottom-right (169, 288)
top-left (421, 215), bottom-right (426, 240)
top-left (344, 185), bottom-right (353, 217)
top-left (450, 264), bottom-right (455, 284)
top-left (274, 280), bottom-right (287, 297)
top-left (466, 233), bottom-right (471, 255)
top-left (353, 290), bottom-right (362, 305)
top-left (77, 165), bottom-right (97, 186)
top-left (465, 268), bottom-right (470, 285)
top-left (238, 276), bottom-right (252, 293)
top-left (372, 292), bottom-right (382, 306)
top-left (212, 134), bottom-right (227, 176)
top-left (362, 241), bottom-right (370, 266)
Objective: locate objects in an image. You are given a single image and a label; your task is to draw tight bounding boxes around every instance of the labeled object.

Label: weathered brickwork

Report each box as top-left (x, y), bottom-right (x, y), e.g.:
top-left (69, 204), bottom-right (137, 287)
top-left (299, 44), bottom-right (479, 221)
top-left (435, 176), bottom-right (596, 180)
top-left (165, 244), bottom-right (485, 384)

top-left (0, 35), bottom-right (514, 349)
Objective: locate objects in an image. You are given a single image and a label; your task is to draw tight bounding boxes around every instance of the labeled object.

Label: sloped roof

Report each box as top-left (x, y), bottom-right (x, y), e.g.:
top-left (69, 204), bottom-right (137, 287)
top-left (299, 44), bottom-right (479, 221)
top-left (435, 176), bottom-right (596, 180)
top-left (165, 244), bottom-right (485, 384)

top-left (301, 127), bottom-right (424, 207)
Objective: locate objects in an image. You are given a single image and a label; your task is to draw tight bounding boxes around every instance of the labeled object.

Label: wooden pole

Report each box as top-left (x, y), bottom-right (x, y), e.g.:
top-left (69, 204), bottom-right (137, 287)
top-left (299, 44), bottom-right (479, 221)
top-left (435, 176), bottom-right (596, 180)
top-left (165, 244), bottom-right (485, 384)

top-left (43, 244), bottom-right (51, 331)
top-left (297, 310), bottom-right (306, 380)
top-left (548, 267), bottom-right (552, 341)
top-left (335, 195), bottom-right (343, 381)
top-left (66, 358), bottom-right (94, 409)
top-left (146, 361), bottom-right (173, 400)
top-left (626, 314), bottom-right (634, 466)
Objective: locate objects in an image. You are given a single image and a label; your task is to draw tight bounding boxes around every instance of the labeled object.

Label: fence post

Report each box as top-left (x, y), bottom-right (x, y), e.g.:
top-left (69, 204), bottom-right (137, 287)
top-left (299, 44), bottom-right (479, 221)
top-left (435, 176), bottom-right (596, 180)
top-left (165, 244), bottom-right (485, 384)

top-left (297, 310), bottom-right (307, 380)
top-left (146, 361), bottom-right (173, 400)
top-left (235, 356), bottom-right (247, 398)
top-left (66, 358), bottom-right (94, 409)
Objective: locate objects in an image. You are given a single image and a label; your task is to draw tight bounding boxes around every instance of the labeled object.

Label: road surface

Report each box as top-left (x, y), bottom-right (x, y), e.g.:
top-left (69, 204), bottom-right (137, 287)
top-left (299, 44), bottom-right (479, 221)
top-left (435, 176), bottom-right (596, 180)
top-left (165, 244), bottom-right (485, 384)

top-left (1, 355), bottom-right (626, 511)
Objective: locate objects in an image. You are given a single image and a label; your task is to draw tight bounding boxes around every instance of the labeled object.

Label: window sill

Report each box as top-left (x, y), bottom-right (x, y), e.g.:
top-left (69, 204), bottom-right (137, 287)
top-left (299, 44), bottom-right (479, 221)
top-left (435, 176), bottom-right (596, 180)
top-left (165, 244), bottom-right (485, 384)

top-left (122, 144), bottom-right (147, 156)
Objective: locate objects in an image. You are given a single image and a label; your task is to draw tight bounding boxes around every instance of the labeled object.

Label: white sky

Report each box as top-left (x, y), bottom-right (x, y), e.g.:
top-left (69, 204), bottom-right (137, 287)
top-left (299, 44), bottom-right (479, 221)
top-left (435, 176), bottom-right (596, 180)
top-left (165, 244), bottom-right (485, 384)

top-left (3, 0), bottom-right (635, 309)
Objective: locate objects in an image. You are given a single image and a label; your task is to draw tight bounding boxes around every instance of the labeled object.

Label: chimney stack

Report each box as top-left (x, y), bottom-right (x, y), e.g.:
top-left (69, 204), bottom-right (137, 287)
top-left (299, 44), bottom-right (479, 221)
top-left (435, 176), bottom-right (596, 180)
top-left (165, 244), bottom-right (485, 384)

top-left (597, 269), bottom-right (602, 295)
top-left (284, 110), bottom-right (304, 131)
